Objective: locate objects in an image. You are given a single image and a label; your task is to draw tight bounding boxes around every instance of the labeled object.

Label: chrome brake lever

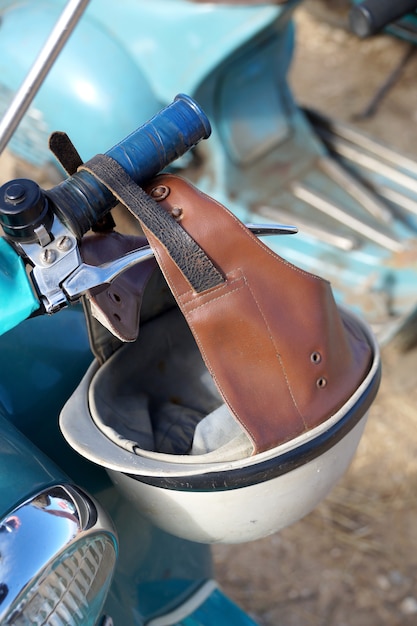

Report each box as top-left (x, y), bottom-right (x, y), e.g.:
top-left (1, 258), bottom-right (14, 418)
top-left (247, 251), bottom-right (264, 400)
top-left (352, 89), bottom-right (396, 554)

top-left (62, 246), bottom-right (155, 300)
top-left (62, 223), bottom-right (297, 301)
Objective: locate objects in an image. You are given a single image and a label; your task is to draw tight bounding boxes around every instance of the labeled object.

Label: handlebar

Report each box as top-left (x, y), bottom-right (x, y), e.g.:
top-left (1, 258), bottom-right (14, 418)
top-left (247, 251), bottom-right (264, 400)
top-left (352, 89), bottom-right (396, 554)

top-left (46, 94), bottom-right (211, 238)
top-left (350, 0), bottom-right (417, 38)
top-left (0, 94), bottom-right (211, 329)
top-left (0, 93), bottom-right (295, 333)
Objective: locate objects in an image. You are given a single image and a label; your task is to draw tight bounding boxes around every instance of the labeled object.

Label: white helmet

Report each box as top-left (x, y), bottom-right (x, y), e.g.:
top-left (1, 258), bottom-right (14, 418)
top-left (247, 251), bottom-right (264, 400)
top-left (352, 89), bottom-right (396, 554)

top-left (60, 174), bottom-right (380, 544)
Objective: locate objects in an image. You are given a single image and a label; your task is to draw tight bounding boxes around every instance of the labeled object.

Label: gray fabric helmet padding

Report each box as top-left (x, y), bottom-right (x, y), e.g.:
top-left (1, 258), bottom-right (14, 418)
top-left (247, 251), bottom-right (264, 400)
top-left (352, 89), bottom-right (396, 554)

top-left (89, 307), bottom-right (253, 460)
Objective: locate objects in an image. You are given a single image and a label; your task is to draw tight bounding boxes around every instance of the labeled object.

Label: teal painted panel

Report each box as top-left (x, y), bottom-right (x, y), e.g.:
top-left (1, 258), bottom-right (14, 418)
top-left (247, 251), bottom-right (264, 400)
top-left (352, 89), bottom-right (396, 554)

top-left (0, 414), bottom-right (67, 516)
top-left (179, 588), bottom-right (259, 626)
top-left (0, 238), bottom-right (39, 336)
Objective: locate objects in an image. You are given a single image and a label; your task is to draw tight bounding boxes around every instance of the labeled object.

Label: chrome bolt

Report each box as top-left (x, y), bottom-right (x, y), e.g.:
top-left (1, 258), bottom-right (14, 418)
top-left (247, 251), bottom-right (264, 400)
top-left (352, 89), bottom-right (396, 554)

top-left (41, 248), bottom-right (56, 265)
top-left (56, 235), bottom-right (73, 252)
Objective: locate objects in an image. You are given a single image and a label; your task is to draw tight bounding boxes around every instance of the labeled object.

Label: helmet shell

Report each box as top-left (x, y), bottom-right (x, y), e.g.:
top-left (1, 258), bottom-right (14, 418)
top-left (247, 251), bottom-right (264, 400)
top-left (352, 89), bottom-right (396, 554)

top-left (60, 306), bottom-right (380, 544)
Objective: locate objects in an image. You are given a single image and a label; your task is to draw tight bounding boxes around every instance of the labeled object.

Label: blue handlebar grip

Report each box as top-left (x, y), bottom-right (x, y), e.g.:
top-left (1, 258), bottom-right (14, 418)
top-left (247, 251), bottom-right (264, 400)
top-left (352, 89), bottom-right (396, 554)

top-left (47, 94), bottom-right (211, 238)
top-left (107, 94), bottom-right (211, 180)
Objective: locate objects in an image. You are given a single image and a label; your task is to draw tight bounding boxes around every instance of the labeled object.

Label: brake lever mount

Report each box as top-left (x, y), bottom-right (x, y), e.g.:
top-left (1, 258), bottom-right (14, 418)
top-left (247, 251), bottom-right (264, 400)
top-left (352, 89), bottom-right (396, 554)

top-left (18, 217), bottom-right (81, 314)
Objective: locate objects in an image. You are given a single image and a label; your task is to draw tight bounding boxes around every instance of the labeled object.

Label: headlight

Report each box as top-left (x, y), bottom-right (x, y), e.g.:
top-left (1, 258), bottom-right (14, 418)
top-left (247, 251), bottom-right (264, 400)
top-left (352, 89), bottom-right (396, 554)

top-left (0, 484), bottom-right (117, 626)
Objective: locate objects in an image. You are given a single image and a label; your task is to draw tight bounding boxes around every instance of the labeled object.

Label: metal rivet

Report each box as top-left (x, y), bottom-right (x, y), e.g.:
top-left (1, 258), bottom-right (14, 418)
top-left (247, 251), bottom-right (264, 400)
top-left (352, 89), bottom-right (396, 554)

top-left (150, 185), bottom-right (170, 201)
top-left (171, 206), bottom-right (183, 220)
top-left (316, 377), bottom-right (327, 389)
top-left (311, 351), bottom-right (322, 364)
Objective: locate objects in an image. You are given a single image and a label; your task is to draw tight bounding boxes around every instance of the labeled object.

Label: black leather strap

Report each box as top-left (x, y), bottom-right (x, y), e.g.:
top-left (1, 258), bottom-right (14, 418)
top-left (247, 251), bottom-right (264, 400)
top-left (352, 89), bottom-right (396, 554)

top-left (80, 154), bottom-right (224, 293)
top-left (49, 131), bottom-right (83, 176)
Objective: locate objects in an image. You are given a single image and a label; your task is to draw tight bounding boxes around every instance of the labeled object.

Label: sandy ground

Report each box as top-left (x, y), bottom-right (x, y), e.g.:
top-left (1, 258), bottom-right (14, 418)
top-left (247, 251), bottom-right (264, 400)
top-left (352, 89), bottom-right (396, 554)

top-left (213, 4), bottom-right (417, 625)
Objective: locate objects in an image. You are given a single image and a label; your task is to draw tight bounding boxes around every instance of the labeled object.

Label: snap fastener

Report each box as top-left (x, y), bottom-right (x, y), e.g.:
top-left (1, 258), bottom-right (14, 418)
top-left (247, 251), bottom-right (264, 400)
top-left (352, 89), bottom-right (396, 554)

top-left (150, 185), bottom-right (170, 201)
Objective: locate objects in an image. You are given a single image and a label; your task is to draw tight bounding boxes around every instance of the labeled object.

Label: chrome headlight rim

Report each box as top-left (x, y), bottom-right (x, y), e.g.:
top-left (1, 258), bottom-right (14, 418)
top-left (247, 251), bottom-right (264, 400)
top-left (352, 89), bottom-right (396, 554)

top-left (0, 483), bottom-right (118, 626)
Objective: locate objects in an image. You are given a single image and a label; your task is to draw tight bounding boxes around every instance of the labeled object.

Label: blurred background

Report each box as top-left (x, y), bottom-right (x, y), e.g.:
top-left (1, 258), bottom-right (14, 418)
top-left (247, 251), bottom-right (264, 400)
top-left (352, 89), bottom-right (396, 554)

top-left (1, 1), bottom-right (417, 623)
top-left (213, 3), bottom-right (417, 625)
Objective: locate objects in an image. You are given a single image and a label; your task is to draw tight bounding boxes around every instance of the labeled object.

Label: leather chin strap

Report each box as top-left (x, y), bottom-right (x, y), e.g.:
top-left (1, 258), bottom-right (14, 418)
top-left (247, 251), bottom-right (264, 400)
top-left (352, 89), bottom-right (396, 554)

top-left (71, 153), bottom-right (372, 454)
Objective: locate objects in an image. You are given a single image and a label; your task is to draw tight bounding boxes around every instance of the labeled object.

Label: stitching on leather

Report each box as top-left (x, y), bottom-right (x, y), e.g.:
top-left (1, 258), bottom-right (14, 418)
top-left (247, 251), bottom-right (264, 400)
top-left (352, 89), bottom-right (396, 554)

top-left (179, 274), bottom-right (245, 310)
top-left (244, 275), bottom-right (308, 430)
top-left (179, 273), bottom-right (243, 303)
top-left (181, 270), bottom-right (308, 444)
